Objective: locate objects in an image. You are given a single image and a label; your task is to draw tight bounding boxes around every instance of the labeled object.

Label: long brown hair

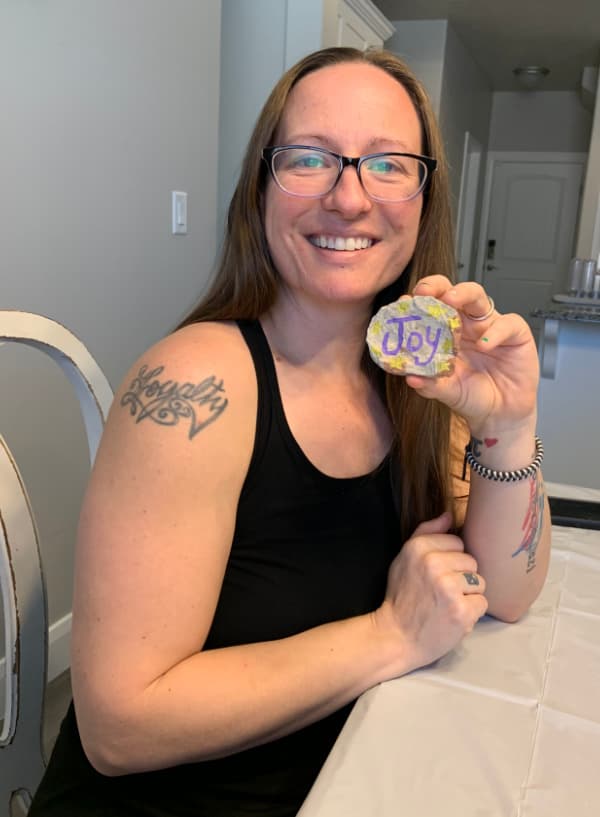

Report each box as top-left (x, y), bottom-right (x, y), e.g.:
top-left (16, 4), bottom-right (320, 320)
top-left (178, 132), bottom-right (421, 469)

top-left (179, 47), bottom-right (463, 540)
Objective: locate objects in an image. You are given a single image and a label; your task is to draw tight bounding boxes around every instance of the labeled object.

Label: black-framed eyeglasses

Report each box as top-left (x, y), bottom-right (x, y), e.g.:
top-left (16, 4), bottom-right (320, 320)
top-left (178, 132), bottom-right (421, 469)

top-left (262, 145), bottom-right (437, 203)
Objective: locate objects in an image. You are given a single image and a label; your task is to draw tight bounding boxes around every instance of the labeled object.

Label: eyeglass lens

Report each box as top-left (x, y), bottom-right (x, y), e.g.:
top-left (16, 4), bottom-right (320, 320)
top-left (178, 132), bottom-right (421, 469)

top-left (270, 147), bottom-right (428, 201)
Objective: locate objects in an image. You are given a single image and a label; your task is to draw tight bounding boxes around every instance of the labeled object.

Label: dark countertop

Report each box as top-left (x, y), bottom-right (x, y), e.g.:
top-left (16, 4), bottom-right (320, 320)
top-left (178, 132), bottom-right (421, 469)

top-left (531, 306), bottom-right (600, 323)
top-left (549, 496), bottom-right (600, 530)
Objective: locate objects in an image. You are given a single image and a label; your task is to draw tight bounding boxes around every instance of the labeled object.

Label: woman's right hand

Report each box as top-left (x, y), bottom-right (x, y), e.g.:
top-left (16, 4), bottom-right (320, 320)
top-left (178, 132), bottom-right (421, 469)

top-left (376, 512), bottom-right (488, 675)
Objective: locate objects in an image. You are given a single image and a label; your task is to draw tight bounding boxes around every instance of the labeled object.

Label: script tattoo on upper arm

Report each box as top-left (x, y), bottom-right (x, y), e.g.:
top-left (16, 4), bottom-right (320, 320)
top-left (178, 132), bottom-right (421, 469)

top-left (120, 364), bottom-right (228, 439)
top-left (511, 472), bottom-right (545, 573)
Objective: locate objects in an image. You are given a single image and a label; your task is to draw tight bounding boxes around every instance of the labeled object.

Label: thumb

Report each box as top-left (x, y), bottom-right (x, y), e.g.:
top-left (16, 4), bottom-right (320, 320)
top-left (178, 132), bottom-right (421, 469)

top-left (411, 510), bottom-right (453, 538)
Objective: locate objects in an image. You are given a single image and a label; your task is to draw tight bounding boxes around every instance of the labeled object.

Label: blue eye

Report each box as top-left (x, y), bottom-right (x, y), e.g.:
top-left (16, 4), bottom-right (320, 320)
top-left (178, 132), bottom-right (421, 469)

top-left (293, 153), bottom-right (327, 169)
top-left (366, 156), bottom-right (413, 177)
top-left (369, 159), bottom-right (396, 174)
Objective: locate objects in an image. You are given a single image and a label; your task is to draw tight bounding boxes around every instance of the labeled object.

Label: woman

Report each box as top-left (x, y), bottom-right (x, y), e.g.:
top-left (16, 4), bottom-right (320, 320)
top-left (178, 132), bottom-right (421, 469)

top-left (30, 47), bottom-right (550, 816)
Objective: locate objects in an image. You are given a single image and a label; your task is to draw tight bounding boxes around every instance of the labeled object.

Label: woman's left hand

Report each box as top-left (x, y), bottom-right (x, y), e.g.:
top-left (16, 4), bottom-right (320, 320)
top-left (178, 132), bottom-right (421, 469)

top-left (406, 276), bottom-right (539, 433)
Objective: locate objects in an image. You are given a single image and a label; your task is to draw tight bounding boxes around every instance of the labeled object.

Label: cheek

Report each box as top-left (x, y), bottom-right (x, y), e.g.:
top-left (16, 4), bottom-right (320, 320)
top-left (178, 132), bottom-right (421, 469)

top-left (264, 190), bottom-right (297, 275)
top-left (264, 183), bottom-right (291, 240)
top-left (404, 200), bottom-right (424, 251)
top-left (264, 186), bottom-right (308, 252)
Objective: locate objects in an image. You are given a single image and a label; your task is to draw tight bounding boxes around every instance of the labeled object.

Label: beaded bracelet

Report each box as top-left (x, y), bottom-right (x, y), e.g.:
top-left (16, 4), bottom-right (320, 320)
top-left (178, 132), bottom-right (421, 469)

top-left (463, 436), bottom-right (544, 483)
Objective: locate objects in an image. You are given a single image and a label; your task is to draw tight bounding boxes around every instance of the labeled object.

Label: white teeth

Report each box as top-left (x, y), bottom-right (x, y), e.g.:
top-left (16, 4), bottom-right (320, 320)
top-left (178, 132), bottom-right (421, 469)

top-left (310, 235), bottom-right (373, 251)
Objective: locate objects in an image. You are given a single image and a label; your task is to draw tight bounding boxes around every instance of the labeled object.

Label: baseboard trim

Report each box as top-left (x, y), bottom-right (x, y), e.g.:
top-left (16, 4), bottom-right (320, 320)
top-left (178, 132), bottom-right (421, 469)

top-left (0, 611), bottom-right (71, 697)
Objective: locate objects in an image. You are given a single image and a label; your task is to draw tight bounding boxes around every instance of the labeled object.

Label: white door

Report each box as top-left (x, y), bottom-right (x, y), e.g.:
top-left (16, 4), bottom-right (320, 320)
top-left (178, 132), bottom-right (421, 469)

top-left (478, 155), bottom-right (585, 334)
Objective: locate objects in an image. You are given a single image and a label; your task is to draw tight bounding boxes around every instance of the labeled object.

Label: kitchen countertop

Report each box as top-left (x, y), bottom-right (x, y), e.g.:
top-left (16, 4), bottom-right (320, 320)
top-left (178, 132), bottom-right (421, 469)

top-left (531, 306), bottom-right (600, 323)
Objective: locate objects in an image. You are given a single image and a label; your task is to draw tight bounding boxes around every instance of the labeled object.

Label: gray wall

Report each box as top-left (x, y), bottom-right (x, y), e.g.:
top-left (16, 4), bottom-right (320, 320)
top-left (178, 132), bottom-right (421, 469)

top-left (386, 20), bottom-right (447, 115)
top-left (1, 0), bottom-right (222, 676)
top-left (387, 19), bottom-right (492, 273)
top-left (489, 91), bottom-right (592, 152)
top-left (218, 0), bottom-right (288, 236)
top-left (218, 0), bottom-right (347, 238)
top-left (438, 25), bottom-right (492, 214)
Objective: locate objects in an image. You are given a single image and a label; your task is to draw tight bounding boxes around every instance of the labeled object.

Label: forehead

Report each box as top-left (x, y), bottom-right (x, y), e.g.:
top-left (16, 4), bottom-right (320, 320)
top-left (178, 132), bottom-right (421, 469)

top-left (278, 62), bottom-right (422, 150)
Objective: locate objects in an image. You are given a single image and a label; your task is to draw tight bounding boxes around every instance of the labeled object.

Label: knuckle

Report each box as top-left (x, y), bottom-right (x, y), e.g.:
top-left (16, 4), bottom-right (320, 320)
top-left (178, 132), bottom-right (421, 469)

top-left (437, 572), bottom-right (457, 599)
top-left (407, 535), bottom-right (433, 563)
top-left (453, 536), bottom-right (466, 552)
top-left (421, 549), bottom-right (443, 578)
top-left (447, 599), bottom-right (468, 627)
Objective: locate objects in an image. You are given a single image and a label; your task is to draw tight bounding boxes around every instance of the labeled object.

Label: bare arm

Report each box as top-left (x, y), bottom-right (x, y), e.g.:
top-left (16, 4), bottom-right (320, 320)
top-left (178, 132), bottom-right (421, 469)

top-left (460, 428), bottom-right (551, 621)
top-left (70, 323), bottom-right (401, 775)
top-left (408, 277), bottom-right (552, 621)
top-left (72, 321), bottom-right (488, 778)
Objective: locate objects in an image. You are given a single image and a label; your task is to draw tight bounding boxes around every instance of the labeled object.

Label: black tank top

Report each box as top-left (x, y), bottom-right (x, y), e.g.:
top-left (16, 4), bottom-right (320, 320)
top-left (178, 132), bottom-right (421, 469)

top-left (29, 319), bottom-right (401, 817)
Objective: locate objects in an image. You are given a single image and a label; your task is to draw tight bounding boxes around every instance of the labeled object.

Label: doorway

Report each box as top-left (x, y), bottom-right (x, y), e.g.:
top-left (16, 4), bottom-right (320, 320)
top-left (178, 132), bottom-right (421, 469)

top-left (475, 152), bottom-right (586, 335)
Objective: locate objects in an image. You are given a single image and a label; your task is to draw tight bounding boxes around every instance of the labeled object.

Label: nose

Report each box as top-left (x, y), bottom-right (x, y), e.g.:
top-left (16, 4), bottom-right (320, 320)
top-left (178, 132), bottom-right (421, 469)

top-left (322, 164), bottom-right (372, 217)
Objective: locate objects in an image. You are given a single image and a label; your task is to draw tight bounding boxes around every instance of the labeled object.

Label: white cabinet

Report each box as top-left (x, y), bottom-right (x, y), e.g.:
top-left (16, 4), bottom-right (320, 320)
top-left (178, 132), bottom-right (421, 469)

top-left (326, 0), bottom-right (396, 49)
top-left (218, 0), bottom-right (395, 231)
top-left (284, 0), bottom-right (395, 67)
top-left (285, 0), bottom-right (395, 65)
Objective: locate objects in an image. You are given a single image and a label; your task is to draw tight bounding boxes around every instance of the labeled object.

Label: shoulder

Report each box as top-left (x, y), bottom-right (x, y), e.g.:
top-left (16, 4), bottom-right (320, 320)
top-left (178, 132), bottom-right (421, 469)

top-left (115, 320), bottom-right (256, 434)
top-left (128, 319), bottom-right (255, 389)
top-left (95, 320), bottom-right (258, 481)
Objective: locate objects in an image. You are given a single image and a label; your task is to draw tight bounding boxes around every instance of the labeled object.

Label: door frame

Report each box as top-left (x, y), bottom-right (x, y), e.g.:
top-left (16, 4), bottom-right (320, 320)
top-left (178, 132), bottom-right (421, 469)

top-left (474, 151), bottom-right (587, 285)
top-left (455, 131), bottom-right (483, 282)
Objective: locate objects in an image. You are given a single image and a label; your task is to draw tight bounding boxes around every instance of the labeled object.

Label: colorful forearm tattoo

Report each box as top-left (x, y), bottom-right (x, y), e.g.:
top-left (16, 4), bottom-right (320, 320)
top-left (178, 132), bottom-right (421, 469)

top-left (511, 473), bottom-right (545, 573)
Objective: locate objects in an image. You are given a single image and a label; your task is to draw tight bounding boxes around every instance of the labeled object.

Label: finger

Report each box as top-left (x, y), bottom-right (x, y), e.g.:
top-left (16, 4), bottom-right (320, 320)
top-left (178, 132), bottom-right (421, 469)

top-left (412, 275), bottom-right (453, 298)
top-left (405, 371), bottom-right (462, 411)
top-left (466, 593), bottom-right (489, 622)
top-left (422, 549), bottom-right (478, 578)
top-left (440, 283), bottom-right (496, 322)
top-left (472, 312), bottom-right (534, 351)
top-left (434, 570), bottom-right (486, 615)
top-left (411, 510), bottom-right (452, 537)
top-left (461, 571), bottom-right (487, 595)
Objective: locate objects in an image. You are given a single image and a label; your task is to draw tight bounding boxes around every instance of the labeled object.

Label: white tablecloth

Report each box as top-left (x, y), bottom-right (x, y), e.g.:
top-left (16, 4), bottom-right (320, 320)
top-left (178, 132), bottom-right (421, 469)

top-left (299, 486), bottom-right (600, 817)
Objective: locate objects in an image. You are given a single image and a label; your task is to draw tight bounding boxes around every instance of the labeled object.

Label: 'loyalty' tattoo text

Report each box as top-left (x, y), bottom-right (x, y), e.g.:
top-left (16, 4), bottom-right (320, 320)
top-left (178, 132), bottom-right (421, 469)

top-left (120, 364), bottom-right (228, 439)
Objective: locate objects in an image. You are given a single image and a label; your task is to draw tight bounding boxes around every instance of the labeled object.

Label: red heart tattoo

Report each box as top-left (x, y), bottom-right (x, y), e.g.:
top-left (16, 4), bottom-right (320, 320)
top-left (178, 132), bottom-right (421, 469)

top-left (484, 438), bottom-right (498, 448)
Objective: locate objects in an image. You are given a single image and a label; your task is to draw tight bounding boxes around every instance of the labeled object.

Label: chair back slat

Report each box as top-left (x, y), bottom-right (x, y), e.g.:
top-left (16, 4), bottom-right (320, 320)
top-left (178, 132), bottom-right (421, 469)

top-left (0, 311), bottom-right (113, 813)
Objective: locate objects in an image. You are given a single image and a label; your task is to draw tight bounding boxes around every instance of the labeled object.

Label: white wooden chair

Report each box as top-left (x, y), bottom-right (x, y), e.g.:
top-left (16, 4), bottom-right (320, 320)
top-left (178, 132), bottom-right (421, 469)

top-left (0, 311), bottom-right (113, 815)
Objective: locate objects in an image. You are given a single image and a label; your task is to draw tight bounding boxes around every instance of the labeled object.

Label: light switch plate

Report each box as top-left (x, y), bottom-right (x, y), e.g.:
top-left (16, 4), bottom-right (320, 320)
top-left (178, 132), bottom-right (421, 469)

top-left (172, 191), bottom-right (187, 235)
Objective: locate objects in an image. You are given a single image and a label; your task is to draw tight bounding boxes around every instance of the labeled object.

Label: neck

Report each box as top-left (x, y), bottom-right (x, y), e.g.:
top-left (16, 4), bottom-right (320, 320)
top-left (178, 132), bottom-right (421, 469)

top-left (261, 291), bottom-right (373, 372)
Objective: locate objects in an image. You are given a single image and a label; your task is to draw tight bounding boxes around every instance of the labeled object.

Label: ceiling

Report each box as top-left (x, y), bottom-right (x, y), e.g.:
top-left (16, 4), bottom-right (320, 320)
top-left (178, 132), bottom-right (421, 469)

top-left (373, 0), bottom-right (600, 91)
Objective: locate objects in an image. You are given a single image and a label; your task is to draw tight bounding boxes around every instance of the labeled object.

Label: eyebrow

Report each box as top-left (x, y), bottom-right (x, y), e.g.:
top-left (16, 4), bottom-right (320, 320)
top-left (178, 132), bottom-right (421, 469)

top-left (282, 135), bottom-right (415, 153)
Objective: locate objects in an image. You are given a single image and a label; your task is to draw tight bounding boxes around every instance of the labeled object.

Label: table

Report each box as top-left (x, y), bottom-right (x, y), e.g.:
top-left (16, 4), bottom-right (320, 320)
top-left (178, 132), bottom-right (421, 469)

top-left (298, 483), bottom-right (600, 817)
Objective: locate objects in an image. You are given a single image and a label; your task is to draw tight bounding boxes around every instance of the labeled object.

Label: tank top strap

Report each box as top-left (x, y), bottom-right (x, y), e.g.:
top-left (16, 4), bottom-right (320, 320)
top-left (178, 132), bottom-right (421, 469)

top-left (236, 318), bottom-right (282, 481)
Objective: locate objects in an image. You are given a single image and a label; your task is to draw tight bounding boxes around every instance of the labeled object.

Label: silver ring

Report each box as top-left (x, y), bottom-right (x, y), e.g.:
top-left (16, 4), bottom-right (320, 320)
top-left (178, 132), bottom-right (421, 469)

top-left (463, 572), bottom-right (480, 586)
top-left (465, 296), bottom-right (494, 321)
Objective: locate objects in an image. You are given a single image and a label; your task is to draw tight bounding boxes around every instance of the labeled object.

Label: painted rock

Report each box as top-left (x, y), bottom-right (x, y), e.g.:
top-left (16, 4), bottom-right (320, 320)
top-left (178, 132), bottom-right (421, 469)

top-left (366, 295), bottom-right (461, 377)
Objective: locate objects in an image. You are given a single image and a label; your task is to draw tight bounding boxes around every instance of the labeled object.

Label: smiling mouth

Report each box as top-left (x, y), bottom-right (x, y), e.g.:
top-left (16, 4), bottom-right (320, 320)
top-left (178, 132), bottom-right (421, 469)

top-left (308, 235), bottom-right (375, 251)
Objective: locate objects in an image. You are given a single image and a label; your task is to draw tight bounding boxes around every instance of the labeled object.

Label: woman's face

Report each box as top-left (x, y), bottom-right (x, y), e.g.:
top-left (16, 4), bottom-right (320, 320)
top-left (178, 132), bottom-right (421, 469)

top-left (264, 62), bottom-right (425, 313)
